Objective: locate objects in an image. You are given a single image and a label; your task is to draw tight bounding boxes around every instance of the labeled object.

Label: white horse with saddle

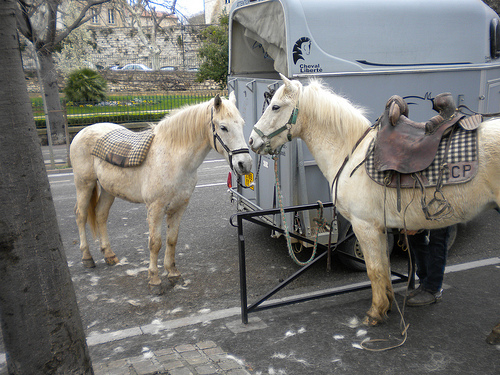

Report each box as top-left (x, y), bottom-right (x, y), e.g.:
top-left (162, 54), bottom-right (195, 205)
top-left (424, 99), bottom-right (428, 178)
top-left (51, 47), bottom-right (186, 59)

top-left (249, 74), bottom-right (500, 342)
top-left (70, 93), bottom-right (252, 292)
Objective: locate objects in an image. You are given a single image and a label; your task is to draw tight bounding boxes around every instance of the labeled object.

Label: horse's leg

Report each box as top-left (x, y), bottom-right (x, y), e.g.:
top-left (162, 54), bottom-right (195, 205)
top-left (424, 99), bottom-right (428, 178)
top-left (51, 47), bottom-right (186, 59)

top-left (164, 202), bottom-right (189, 282)
top-left (146, 203), bottom-right (165, 290)
top-left (352, 221), bottom-right (394, 325)
top-left (487, 321), bottom-right (500, 344)
top-left (95, 188), bottom-right (118, 265)
top-left (74, 181), bottom-right (97, 268)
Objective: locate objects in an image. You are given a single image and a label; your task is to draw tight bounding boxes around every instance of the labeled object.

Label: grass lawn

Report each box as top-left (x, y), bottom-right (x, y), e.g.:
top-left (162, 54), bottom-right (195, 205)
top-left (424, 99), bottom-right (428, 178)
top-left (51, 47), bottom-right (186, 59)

top-left (31, 93), bottom-right (216, 125)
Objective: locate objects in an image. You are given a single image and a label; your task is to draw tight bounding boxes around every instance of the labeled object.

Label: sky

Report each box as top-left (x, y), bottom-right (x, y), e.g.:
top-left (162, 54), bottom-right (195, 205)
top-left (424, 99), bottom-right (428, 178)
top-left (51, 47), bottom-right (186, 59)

top-left (175, 0), bottom-right (205, 16)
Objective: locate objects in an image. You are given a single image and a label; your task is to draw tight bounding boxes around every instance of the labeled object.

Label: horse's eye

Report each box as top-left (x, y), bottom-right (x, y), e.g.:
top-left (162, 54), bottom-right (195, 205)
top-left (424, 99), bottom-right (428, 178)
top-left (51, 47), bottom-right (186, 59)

top-left (220, 125), bottom-right (228, 132)
top-left (272, 105), bottom-right (280, 111)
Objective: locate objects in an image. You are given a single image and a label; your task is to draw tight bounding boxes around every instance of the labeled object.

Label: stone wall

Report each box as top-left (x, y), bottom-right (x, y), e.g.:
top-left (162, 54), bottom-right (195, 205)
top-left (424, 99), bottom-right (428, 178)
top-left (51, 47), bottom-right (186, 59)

top-left (21, 23), bottom-right (207, 72)
top-left (87, 24), bottom-right (206, 70)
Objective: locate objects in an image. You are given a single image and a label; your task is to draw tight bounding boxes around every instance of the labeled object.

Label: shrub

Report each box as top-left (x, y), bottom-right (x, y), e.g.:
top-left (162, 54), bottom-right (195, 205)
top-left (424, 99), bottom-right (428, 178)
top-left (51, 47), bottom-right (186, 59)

top-left (63, 68), bottom-right (107, 103)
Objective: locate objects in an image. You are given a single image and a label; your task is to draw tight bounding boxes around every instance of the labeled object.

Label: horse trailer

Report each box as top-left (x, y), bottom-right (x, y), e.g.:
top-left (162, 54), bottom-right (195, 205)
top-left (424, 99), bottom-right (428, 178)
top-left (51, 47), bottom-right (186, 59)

top-left (227, 0), bottom-right (500, 267)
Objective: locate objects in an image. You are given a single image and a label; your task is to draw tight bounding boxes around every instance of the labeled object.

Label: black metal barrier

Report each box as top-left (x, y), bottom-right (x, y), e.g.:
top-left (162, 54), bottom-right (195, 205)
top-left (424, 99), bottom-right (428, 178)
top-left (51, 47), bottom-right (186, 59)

top-left (230, 202), bottom-right (415, 324)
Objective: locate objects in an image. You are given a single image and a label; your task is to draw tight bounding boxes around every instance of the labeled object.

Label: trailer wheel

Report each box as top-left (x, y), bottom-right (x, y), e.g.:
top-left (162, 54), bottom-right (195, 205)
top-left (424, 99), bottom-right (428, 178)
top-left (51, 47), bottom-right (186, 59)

top-left (338, 225), bottom-right (458, 271)
top-left (338, 233), bottom-right (395, 271)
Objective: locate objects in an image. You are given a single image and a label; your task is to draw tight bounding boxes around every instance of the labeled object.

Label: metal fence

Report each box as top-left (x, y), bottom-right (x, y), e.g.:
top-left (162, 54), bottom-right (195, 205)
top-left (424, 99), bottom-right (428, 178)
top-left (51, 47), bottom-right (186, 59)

top-left (33, 92), bottom-right (224, 129)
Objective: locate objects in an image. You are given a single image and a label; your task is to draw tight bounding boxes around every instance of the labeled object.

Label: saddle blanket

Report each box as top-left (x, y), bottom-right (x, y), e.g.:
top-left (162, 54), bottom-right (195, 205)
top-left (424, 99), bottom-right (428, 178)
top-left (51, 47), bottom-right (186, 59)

top-left (91, 128), bottom-right (155, 168)
top-left (365, 125), bottom-right (478, 188)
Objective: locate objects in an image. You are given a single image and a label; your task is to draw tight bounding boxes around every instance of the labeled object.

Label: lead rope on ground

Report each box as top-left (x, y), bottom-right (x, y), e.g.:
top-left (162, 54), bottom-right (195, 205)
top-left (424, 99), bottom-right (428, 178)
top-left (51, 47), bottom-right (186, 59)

top-left (273, 155), bottom-right (324, 266)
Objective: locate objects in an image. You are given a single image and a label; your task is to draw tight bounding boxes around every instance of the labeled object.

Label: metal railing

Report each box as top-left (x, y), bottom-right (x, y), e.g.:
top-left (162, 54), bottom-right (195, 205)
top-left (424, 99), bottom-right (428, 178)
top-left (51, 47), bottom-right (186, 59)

top-left (32, 92), bottom-right (223, 129)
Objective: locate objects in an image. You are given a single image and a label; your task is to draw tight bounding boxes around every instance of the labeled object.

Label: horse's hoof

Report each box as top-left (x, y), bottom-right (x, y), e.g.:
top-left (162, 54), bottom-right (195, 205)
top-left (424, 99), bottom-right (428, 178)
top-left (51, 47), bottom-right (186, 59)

top-left (149, 283), bottom-right (163, 295)
top-left (363, 315), bottom-right (382, 326)
top-left (104, 256), bottom-right (119, 266)
top-left (486, 331), bottom-right (500, 344)
top-left (167, 275), bottom-right (183, 285)
top-left (82, 258), bottom-right (96, 268)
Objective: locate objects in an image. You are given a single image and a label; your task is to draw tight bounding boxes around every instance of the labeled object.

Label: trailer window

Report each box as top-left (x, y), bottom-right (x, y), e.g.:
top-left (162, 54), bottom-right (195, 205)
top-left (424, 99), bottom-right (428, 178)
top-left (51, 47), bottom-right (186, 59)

top-left (230, 1), bottom-right (287, 76)
top-left (491, 18), bottom-right (500, 59)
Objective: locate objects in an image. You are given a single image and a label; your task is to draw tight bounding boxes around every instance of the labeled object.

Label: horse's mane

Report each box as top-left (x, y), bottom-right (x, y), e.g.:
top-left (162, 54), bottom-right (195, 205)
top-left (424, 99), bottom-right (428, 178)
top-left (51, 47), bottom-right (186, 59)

top-left (300, 80), bottom-right (371, 155)
top-left (153, 100), bottom-right (212, 149)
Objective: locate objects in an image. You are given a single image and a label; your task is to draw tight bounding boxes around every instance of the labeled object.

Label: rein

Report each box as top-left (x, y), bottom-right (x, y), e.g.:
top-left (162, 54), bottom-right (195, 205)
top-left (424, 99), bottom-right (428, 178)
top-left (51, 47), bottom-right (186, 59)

top-left (210, 107), bottom-right (250, 173)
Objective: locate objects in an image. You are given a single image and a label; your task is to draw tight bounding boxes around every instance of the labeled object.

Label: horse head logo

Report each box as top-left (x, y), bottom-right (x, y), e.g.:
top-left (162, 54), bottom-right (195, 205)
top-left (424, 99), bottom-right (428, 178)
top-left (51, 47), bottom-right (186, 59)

top-left (293, 37), bottom-right (311, 64)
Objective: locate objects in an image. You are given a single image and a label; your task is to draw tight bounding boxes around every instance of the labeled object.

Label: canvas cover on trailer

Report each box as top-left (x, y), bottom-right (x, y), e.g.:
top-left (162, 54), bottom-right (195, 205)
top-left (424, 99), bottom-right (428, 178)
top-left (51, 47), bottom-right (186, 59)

top-left (228, 0), bottom-right (500, 246)
top-left (230, 0), bottom-right (500, 77)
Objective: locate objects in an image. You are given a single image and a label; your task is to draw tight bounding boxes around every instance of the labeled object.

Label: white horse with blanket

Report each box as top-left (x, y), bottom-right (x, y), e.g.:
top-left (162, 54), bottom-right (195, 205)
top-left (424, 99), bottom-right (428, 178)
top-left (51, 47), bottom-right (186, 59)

top-left (249, 74), bottom-right (500, 341)
top-left (70, 93), bottom-right (252, 292)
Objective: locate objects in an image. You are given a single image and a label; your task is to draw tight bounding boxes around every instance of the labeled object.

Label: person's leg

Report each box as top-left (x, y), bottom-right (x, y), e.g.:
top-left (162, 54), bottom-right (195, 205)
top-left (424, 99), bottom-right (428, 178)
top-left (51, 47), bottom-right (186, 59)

top-left (421, 226), bottom-right (450, 292)
top-left (406, 227), bottom-right (450, 306)
top-left (407, 230), bottom-right (430, 288)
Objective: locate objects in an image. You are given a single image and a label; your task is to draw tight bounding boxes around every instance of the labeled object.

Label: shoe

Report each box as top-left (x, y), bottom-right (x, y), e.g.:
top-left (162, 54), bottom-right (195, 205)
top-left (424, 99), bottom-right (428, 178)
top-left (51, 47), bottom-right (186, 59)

top-left (406, 288), bottom-right (443, 307)
top-left (407, 285), bottom-right (423, 299)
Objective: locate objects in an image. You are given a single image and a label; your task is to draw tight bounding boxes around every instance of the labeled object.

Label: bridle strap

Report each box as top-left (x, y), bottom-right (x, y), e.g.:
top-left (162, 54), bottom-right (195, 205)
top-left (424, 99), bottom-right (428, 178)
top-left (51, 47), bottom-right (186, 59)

top-left (252, 105), bottom-right (299, 154)
top-left (210, 107), bottom-right (250, 171)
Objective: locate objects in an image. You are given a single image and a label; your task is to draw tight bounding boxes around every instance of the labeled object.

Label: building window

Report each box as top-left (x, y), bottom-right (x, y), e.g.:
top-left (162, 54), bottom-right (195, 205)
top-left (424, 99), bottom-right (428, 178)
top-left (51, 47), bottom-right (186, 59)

top-left (108, 9), bottom-right (115, 24)
top-left (91, 8), bottom-right (98, 24)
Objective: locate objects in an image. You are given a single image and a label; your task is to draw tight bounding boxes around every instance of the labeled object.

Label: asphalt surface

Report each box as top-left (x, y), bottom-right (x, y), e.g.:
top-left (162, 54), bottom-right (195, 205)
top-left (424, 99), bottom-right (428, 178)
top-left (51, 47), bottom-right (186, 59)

top-left (0, 145), bottom-right (499, 374)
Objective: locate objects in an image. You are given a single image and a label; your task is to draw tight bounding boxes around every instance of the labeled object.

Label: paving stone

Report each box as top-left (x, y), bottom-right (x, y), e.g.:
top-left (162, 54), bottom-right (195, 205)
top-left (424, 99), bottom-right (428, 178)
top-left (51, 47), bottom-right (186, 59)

top-left (163, 360), bottom-right (184, 371)
top-left (154, 348), bottom-right (175, 356)
top-left (195, 364), bottom-right (217, 375)
top-left (107, 359), bottom-right (130, 369)
top-left (107, 366), bottom-right (132, 375)
top-left (168, 367), bottom-right (194, 375)
top-left (203, 347), bottom-right (225, 356)
top-left (134, 360), bottom-right (159, 375)
top-left (186, 356), bottom-right (210, 366)
top-left (196, 341), bottom-right (217, 350)
top-left (175, 344), bottom-right (196, 353)
top-left (219, 360), bottom-right (242, 371)
top-left (180, 350), bottom-right (202, 360)
top-left (226, 369), bottom-right (252, 375)
top-left (156, 353), bottom-right (179, 363)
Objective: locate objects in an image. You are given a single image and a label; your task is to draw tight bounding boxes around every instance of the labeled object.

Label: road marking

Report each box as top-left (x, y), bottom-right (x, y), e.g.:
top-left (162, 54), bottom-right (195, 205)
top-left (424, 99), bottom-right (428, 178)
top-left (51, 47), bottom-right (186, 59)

top-left (196, 182), bottom-right (226, 188)
top-left (48, 173), bottom-right (74, 178)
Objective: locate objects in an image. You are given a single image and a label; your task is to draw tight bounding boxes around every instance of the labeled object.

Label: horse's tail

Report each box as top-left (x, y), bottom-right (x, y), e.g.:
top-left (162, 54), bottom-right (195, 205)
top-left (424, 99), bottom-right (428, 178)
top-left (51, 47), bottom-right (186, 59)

top-left (87, 185), bottom-right (99, 238)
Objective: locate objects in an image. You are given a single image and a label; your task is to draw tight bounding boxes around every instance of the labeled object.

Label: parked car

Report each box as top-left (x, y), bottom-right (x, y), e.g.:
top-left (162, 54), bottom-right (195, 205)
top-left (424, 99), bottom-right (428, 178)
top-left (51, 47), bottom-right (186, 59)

top-left (160, 66), bottom-right (177, 71)
top-left (120, 64), bottom-right (152, 71)
top-left (109, 65), bottom-right (122, 70)
top-left (187, 67), bottom-right (199, 72)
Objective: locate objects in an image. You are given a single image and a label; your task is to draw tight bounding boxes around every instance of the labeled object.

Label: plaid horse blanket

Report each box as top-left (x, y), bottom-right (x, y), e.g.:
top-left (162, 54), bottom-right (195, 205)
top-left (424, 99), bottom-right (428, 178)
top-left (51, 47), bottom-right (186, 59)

top-left (366, 125), bottom-right (478, 188)
top-left (91, 128), bottom-right (155, 168)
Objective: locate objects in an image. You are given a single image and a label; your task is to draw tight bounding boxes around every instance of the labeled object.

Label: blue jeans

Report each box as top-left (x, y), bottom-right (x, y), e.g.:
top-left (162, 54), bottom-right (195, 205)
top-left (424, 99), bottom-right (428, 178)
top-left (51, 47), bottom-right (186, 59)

top-left (407, 227), bottom-right (451, 293)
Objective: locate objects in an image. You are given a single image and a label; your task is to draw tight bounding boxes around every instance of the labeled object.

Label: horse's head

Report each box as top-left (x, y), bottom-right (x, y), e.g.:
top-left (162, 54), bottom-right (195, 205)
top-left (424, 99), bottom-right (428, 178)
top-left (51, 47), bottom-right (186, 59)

top-left (249, 74), bottom-right (302, 155)
top-left (210, 92), bottom-right (253, 175)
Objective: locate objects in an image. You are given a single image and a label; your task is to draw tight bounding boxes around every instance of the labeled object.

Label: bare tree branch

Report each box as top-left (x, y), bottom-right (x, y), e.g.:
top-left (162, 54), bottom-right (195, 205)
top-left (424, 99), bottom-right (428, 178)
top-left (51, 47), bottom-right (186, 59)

top-left (55, 0), bottom-right (111, 44)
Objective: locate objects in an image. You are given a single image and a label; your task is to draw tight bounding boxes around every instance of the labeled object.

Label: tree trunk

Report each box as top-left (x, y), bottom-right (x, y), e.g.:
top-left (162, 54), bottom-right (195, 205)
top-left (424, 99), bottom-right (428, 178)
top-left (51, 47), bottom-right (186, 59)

top-left (0, 1), bottom-right (93, 374)
top-left (37, 51), bottom-right (67, 145)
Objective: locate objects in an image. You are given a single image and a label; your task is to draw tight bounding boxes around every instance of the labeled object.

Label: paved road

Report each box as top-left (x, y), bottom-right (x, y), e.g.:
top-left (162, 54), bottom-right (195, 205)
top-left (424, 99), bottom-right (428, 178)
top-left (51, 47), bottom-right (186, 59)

top-left (1, 146), bottom-right (499, 374)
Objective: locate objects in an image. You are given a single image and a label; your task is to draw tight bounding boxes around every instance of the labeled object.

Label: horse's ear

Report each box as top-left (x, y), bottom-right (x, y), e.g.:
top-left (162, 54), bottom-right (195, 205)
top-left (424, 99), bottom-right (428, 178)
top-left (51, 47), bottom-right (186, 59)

top-left (280, 73), bottom-right (299, 97)
top-left (214, 94), bottom-right (222, 110)
top-left (229, 91), bottom-right (236, 105)
top-left (279, 73), bottom-right (291, 86)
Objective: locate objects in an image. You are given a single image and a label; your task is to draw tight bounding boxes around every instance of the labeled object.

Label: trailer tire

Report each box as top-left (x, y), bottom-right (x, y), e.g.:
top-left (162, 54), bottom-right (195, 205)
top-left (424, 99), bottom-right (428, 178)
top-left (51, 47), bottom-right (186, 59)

top-left (338, 233), bottom-right (395, 271)
top-left (338, 225), bottom-right (457, 271)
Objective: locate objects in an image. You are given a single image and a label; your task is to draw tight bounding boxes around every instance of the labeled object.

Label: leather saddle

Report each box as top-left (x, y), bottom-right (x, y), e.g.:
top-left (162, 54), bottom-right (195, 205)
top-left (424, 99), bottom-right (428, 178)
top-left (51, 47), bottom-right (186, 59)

top-left (373, 93), bottom-right (465, 174)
